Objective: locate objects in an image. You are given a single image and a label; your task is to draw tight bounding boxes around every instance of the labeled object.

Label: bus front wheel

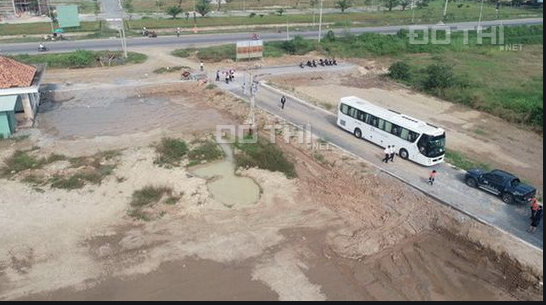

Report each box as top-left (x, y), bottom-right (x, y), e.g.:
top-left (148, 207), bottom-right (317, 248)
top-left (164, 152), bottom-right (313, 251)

top-left (399, 148), bottom-right (409, 160)
top-left (354, 128), bottom-right (362, 139)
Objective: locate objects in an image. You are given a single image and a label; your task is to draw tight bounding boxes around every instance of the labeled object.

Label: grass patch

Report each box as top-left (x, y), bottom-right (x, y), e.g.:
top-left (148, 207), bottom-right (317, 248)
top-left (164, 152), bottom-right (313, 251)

top-left (445, 150), bottom-right (492, 171)
top-left (1, 151), bottom-right (67, 177)
top-left (205, 84), bottom-right (217, 90)
top-left (10, 50), bottom-right (147, 69)
top-left (153, 66), bottom-right (188, 74)
top-left (171, 48), bottom-right (196, 58)
top-left (127, 209), bottom-right (153, 222)
top-left (130, 185), bottom-right (173, 207)
top-left (0, 21), bottom-right (101, 35)
top-left (172, 44), bottom-right (236, 62)
top-left (155, 138), bottom-right (189, 167)
top-left (164, 196), bottom-right (181, 205)
top-left (234, 139), bottom-right (297, 178)
top-left (188, 141), bottom-right (224, 163)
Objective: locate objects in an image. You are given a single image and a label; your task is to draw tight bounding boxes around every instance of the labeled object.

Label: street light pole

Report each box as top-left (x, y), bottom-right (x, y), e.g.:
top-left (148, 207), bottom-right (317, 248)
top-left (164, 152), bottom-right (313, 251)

top-left (443, 0), bottom-right (449, 19)
top-left (477, 0), bottom-right (485, 32)
top-left (46, 0), bottom-right (54, 33)
top-left (318, 0), bottom-right (323, 42)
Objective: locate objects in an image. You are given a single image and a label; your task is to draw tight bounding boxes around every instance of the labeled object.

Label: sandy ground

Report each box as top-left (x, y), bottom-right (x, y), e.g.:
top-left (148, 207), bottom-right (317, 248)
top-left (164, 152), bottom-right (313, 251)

top-left (0, 50), bottom-right (543, 301)
top-left (266, 64), bottom-right (544, 191)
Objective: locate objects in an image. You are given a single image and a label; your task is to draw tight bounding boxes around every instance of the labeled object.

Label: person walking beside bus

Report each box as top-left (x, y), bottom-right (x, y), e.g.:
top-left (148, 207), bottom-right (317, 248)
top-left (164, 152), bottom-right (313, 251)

top-left (429, 170), bottom-right (437, 186)
top-left (383, 146), bottom-right (391, 163)
top-left (389, 145), bottom-right (396, 162)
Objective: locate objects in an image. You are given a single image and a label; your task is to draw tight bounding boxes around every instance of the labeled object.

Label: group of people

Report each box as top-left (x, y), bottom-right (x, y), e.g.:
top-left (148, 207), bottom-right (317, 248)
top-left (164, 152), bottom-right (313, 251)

top-left (216, 69), bottom-right (236, 84)
top-left (299, 58), bottom-right (338, 68)
top-left (141, 27), bottom-right (157, 37)
top-left (382, 145), bottom-right (397, 164)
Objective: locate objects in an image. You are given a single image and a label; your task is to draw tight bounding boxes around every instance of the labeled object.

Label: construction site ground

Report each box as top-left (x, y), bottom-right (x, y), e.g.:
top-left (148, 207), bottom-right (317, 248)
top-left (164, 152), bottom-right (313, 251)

top-left (0, 47), bottom-right (543, 301)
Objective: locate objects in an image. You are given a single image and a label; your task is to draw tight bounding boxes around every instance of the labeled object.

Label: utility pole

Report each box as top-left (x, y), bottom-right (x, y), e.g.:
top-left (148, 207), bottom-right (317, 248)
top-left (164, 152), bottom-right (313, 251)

top-left (318, 0), bottom-right (323, 42)
top-left (286, 16), bottom-right (289, 41)
top-left (443, 0), bottom-right (449, 19)
top-left (411, 0), bottom-right (416, 23)
top-left (477, 0), bottom-right (485, 33)
top-left (46, 0), bottom-right (54, 33)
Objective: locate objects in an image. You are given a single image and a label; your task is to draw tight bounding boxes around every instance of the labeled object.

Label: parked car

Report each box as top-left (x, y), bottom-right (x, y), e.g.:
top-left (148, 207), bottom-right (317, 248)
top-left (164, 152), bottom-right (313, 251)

top-left (465, 169), bottom-right (536, 204)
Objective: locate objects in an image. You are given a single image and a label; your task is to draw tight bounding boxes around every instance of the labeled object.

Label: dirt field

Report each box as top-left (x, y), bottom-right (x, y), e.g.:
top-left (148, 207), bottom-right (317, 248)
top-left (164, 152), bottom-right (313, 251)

top-left (0, 50), bottom-right (543, 301)
top-left (265, 63), bottom-right (544, 191)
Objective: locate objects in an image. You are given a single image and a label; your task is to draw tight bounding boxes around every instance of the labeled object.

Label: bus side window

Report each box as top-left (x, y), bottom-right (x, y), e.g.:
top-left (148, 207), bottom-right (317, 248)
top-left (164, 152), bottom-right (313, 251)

top-left (349, 107), bottom-right (357, 118)
top-left (370, 116), bottom-right (378, 127)
top-left (409, 131), bottom-right (419, 142)
top-left (357, 111), bottom-right (366, 122)
top-left (377, 119), bottom-right (385, 130)
top-left (400, 128), bottom-right (410, 141)
top-left (391, 125), bottom-right (401, 137)
top-left (341, 104), bottom-right (349, 115)
top-left (384, 121), bottom-right (393, 133)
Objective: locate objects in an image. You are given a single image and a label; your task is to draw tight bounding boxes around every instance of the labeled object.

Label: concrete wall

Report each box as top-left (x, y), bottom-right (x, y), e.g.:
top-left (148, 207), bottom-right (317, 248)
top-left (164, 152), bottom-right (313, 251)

top-left (0, 111), bottom-right (15, 138)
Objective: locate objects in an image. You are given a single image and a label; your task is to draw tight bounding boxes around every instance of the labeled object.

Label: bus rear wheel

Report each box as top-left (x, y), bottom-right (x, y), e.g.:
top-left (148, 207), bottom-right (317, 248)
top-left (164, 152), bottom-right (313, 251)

top-left (354, 128), bottom-right (362, 139)
top-left (399, 148), bottom-right (409, 160)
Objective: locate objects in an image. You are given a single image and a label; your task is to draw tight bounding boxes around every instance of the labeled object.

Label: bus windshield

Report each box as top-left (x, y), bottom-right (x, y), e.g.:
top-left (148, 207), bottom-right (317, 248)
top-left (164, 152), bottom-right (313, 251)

top-left (418, 133), bottom-right (446, 158)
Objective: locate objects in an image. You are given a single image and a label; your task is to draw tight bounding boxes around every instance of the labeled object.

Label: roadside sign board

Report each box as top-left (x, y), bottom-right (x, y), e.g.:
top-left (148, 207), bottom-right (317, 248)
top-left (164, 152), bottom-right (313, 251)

top-left (236, 40), bottom-right (264, 61)
top-left (57, 5), bottom-right (80, 28)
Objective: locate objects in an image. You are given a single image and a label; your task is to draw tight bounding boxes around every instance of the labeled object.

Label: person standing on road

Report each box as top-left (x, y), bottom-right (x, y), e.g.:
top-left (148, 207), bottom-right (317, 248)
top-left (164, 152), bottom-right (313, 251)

top-left (389, 145), bottom-right (396, 162)
top-left (530, 197), bottom-right (540, 219)
top-left (200, 61), bottom-right (204, 72)
top-left (383, 146), bottom-right (391, 163)
top-left (429, 170), bottom-right (437, 186)
top-left (216, 70), bottom-right (220, 82)
top-left (280, 95), bottom-right (287, 109)
top-left (528, 204), bottom-right (543, 234)
top-left (177, 27), bottom-right (181, 37)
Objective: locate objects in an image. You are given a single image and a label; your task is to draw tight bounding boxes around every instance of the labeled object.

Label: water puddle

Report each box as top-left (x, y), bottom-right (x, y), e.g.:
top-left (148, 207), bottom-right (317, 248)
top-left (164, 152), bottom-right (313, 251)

top-left (191, 145), bottom-right (260, 207)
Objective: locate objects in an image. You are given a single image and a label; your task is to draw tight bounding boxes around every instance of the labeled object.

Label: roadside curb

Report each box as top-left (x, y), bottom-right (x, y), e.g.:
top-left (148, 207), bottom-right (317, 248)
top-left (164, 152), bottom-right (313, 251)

top-left (226, 84), bottom-right (543, 253)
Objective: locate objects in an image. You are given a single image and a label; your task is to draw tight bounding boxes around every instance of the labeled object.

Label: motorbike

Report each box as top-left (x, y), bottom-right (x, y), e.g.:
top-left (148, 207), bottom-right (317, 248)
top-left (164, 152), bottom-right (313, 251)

top-left (148, 31), bottom-right (157, 38)
top-left (299, 62), bottom-right (305, 69)
top-left (38, 45), bottom-right (48, 52)
top-left (252, 33), bottom-right (260, 40)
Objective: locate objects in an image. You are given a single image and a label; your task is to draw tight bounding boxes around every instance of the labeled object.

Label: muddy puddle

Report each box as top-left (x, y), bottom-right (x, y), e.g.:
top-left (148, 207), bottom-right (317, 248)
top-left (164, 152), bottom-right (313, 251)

top-left (192, 145), bottom-right (260, 207)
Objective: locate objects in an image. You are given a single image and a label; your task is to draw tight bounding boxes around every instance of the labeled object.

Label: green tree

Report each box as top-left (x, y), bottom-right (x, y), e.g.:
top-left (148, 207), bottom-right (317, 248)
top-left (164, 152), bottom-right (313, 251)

top-left (123, 0), bottom-right (134, 14)
top-left (423, 64), bottom-right (455, 90)
top-left (335, 0), bottom-right (352, 13)
top-left (384, 0), bottom-right (400, 11)
top-left (400, 0), bottom-right (411, 10)
top-left (389, 61), bottom-right (412, 81)
top-left (196, 0), bottom-right (212, 17)
top-left (166, 6), bottom-right (183, 18)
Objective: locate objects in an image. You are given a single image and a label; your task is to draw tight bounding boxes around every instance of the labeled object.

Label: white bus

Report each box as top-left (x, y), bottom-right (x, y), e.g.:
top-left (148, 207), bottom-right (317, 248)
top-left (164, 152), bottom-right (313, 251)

top-left (337, 96), bottom-right (446, 166)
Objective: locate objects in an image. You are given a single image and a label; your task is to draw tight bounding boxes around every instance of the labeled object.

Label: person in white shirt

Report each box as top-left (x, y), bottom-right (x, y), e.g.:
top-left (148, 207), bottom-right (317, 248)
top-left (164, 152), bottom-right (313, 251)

top-left (390, 145), bottom-right (396, 162)
top-left (383, 146), bottom-right (391, 163)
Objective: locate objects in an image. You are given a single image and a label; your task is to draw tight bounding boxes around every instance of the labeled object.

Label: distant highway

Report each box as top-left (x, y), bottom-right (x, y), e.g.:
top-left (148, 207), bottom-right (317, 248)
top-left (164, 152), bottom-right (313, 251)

top-left (0, 18), bottom-right (542, 55)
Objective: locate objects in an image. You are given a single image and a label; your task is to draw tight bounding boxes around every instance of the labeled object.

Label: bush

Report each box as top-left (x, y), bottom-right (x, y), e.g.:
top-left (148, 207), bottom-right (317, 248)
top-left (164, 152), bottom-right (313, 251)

top-left (196, 44), bottom-right (236, 62)
top-left (66, 50), bottom-right (96, 68)
top-left (155, 138), bottom-right (189, 167)
top-left (188, 141), bottom-right (224, 162)
top-left (389, 61), bottom-right (412, 82)
top-left (130, 186), bottom-right (173, 207)
top-left (422, 64), bottom-right (456, 91)
top-left (234, 140), bottom-right (296, 178)
top-left (280, 35), bottom-right (316, 55)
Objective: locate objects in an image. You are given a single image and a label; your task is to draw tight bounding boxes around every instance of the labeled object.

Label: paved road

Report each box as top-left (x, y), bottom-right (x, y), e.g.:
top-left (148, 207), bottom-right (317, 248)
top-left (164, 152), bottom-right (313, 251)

top-left (0, 18), bottom-right (542, 55)
top-left (214, 64), bottom-right (543, 250)
top-left (99, 0), bottom-right (125, 29)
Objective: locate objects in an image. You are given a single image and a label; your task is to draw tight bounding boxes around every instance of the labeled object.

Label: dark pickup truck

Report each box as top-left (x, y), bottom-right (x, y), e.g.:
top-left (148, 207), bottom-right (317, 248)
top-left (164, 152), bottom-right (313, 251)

top-left (465, 169), bottom-right (537, 204)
